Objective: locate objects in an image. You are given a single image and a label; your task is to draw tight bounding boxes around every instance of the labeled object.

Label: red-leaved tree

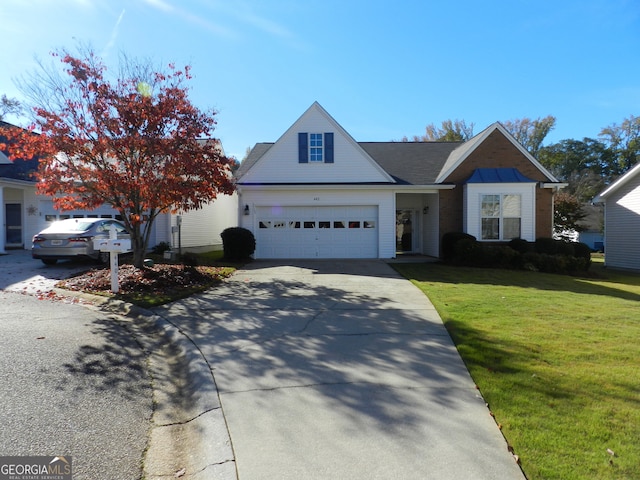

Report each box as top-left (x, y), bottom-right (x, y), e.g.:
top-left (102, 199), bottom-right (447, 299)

top-left (0, 48), bottom-right (235, 267)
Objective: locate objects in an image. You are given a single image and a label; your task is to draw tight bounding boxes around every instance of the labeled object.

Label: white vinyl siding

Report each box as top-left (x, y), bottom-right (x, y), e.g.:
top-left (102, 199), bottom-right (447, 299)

top-left (603, 180), bottom-right (640, 270)
top-left (238, 104), bottom-right (392, 184)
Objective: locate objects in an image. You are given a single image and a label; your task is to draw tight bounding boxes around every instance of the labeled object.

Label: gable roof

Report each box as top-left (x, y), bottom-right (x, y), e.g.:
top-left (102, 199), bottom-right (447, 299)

top-left (593, 162), bottom-right (640, 202)
top-left (235, 143), bottom-right (273, 179)
top-left (436, 122), bottom-right (560, 183)
top-left (236, 102), bottom-right (394, 184)
top-left (236, 107), bottom-right (561, 187)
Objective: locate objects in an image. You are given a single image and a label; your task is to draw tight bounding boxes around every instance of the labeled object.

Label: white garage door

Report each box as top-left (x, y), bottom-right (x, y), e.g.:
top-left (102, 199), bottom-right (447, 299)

top-left (255, 205), bottom-right (378, 259)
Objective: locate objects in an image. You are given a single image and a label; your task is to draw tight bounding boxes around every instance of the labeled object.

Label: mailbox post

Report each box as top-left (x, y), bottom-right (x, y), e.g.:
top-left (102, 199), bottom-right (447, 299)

top-left (93, 225), bottom-right (132, 293)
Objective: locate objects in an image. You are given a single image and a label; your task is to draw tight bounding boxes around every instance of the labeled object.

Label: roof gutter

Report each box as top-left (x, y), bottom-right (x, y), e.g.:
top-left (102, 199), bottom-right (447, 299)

top-left (541, 182), bottom-right (568, 190)
top-left (236, 183), bottom-right (457, 193)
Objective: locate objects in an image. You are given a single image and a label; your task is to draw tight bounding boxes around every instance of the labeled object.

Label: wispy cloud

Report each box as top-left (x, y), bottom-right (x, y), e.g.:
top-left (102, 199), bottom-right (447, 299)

top-left (102, 8), bottom-right (126, 58)
top-left (140, 0), bottom-right (238, 39)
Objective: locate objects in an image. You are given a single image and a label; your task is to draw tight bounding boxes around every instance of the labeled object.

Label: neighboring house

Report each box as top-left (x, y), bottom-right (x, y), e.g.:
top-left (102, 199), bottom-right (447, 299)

top-left (553, 203), bottom-right (604, 251)
top-left (0, 122), bottom-right (236, 254)
top-left (593, 162), bottom-right (640, 271)
top-left (577, 203), bottom-right (604, 252)
top-left (235, 102), bottom-right (565, 259)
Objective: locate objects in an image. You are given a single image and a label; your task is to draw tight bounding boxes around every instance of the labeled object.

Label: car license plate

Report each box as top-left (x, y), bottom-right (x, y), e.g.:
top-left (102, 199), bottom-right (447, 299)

top-left (51, 240), bottom-right (63, 246)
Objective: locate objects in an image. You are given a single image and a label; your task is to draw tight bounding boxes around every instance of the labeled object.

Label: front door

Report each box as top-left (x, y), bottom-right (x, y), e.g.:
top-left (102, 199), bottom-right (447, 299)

top-left (6, 203), bottom-right (22, 247)
top-left (396, 210), bottom-right (417, 253)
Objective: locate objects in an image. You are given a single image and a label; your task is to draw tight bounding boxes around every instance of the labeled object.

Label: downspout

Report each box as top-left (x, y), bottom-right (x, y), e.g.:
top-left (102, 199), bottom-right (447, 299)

top-left (0, 186), bottom-right (5, 254)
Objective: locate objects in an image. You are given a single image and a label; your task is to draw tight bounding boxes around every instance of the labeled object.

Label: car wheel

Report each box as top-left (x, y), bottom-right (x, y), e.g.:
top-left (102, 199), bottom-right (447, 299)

top-left (42, 258), bottom-right (58, 266)
top-left (98, 251), bottom-right (110, 264)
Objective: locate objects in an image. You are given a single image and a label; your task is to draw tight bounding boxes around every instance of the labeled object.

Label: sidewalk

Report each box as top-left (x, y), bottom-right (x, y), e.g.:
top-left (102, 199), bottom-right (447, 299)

top-left (148, 260), bottom-right (526, 480)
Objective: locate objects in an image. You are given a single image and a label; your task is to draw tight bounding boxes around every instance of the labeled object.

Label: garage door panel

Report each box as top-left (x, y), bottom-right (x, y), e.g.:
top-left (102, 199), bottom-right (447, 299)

top-left (255, 206), bottom-right (377, 259)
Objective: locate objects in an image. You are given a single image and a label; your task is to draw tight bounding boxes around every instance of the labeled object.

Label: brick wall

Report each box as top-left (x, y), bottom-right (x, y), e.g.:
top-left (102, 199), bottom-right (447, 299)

top-left (438, 129), bottom-right (555, 249)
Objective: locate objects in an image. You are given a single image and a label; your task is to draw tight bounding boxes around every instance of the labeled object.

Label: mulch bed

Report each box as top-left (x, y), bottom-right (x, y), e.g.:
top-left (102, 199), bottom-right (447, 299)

top-left (57, 264), bottom-right (230, 296)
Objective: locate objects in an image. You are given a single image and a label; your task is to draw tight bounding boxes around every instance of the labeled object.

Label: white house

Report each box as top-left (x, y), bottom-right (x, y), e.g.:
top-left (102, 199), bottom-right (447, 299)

top-left (235, 102), bottom-right (564, 259)
top-left (0, 129), bottom-right (237, 255)
top-left (594, 162), bottom-right (640, 271)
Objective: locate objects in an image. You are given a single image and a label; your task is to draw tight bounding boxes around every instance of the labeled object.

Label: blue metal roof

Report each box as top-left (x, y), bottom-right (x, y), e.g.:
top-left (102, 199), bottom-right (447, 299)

top-left (466, 168), bottom-right (536, 183)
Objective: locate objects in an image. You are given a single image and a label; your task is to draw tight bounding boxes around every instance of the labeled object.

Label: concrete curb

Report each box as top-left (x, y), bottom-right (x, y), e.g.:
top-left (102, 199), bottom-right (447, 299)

top-left (55, 290), bottom-right (237, 480)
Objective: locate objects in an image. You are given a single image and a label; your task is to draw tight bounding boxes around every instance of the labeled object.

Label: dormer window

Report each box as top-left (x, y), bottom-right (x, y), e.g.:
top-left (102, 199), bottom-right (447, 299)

top-left (309, 133), bottom-right (323, 162)
top-left (298, 132), bottom-right (334, 164)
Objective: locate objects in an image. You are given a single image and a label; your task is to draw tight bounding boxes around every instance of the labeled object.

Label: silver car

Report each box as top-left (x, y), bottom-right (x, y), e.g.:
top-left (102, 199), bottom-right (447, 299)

top-left (32, 218), bottom-right (131, 265)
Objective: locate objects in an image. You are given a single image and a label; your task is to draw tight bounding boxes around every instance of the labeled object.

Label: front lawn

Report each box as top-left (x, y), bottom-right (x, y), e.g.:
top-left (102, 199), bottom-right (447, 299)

top-left (392, 259), bottom-right (640, 480)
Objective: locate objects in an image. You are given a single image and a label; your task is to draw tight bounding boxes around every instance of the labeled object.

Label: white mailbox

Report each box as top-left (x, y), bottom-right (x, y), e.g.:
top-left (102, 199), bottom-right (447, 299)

top-left (93, 238), bottom-right (132, 253)
top-left (93, 225), bottom-right (133, 293)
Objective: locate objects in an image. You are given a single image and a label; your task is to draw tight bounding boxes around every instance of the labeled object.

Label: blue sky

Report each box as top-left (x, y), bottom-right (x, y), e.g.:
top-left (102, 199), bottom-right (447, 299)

top-left (1, 0), bottom-right (639, 160)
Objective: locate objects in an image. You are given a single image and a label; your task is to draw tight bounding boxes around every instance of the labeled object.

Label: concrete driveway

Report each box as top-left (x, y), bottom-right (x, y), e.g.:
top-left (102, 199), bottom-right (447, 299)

top-left (151, 260), bottom-right (525, 480)
top-left (0, 249), bottom-right (90, 295)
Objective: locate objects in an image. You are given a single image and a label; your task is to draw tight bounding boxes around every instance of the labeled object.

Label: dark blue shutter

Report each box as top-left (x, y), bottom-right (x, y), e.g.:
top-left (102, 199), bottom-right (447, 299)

top-left (298, 132), bottom-right (308, 163)
top-left (324, 132), bottom-right (334, 163)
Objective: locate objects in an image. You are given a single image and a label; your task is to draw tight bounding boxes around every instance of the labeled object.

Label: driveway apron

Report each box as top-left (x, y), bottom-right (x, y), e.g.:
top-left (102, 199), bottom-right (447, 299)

top-left (154, 260), bottom-right (525, 480)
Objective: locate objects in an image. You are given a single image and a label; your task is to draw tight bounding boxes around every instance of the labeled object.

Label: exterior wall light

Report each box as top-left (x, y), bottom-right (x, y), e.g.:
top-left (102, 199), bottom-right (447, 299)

top-left (244, 204), bottom-right (250, 215)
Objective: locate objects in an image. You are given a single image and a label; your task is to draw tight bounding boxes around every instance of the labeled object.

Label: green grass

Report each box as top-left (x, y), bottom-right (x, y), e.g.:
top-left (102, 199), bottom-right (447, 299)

top-left (392, 259), bottom-right (640, 480)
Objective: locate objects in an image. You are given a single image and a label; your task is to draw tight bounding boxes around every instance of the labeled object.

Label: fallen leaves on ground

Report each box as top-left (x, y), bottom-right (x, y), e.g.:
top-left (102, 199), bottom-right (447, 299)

top-left (57, 264), bottom-right (232, 297)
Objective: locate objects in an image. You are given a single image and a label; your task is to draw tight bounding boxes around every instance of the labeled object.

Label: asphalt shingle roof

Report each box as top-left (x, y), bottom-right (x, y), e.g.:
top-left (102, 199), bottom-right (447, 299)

top-left (236, 141), bottom-right (463, 185)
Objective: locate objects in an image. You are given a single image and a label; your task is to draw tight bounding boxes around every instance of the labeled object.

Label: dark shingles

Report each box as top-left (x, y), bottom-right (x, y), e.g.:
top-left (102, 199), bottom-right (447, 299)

top-left (236, 141), bottom-right (462, 185)
top-left (359, 142), bottom-right (462, 185)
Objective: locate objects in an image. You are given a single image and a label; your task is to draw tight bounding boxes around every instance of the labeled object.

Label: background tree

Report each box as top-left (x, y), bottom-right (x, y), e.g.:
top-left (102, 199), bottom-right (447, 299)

top-left (537, 138), bottom-right (611, 202)
top-left (0, 48), bottom-right (235, 268)
top-left (554, 191), bottom-right (587, 240)
top-left (501, 115), bottom-right (556, 156)
top-left (402, 119), bottom-right (475, 142)
top-left (0, 94), bottom-right (21, 121)
top-left (598, 115), bottom-right (640, 175)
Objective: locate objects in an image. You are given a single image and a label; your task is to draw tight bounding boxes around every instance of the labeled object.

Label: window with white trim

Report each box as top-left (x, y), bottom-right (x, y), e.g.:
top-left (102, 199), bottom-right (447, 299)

top-left (309, 133), bottom-right (323, 162)
top-left (481, 194), bottom-right (521, 240)
top-left (298, 132), bottom-right (334, 163)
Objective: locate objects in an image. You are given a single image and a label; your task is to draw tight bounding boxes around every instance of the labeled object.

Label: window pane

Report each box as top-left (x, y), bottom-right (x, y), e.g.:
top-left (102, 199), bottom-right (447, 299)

top-left (333, 221), bottom-right (345, 228)
top-left (481, 195), bottom-right (500, 217)
top-left (289, 221), bottom-right (301, 229)
top-left (259, 221), bottom-right (271, 229)
top-left (349, 221), bottom-right (361, 228)
top-left (503, 195), bottom-right (521, 216)
top-left (481, 218), bottom-right (499, 239)
top-left (364, 221), bottom-right (375, 228)
top-left (304, 221), bottom-right (315, 228)
top-left (310, 147), bottom-right (322, 162)
top-left (273, 222), bottom-right (286, 228)
top-left (504, 218), bottom-right (521, 239)
top-left (319, 221), bottom-right (330, 228)
top-left (310, 133), bottom-right (322, 147)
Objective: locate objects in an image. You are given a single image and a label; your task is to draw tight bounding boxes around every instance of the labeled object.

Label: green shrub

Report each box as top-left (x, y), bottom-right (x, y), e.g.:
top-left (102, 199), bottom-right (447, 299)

top-left (442, 232), bottom-right (476, 262)
top-left (152, 241), bottom-right (172, 254)
top-left (452, 238), bottom-right (482, 266)
top-left (221, 227), bottom-right (256, 261)
top-left (446, 236), bottom-right (591, 275)
top-left (556, 240), bottom-right (575, 257)
top-left (535, 237), bottom-right (558, 255)
top-left (508, 238), bottom-right (531, 254)
top-left (572, 242), bottom-right (592, 261)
